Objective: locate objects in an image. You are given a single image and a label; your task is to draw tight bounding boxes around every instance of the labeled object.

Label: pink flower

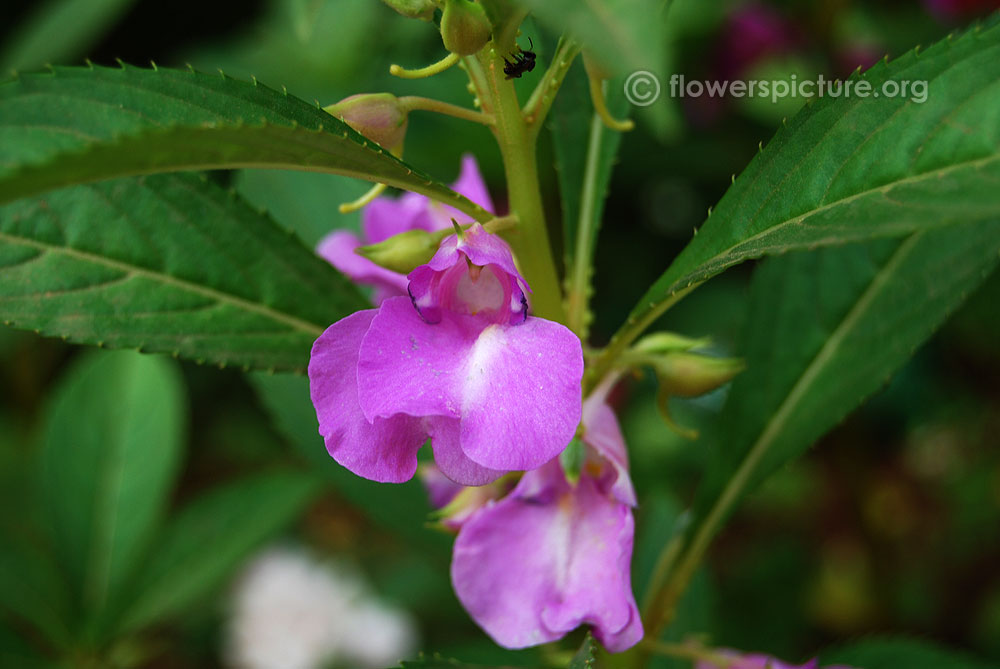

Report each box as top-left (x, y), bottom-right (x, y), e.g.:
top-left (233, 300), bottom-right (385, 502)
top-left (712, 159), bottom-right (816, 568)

top-left (317, 154), bottom-right (495, 304)
top-left (308, 224), bottom-right (583, 486)
top-left (449, 386), bottom-right (642, 652)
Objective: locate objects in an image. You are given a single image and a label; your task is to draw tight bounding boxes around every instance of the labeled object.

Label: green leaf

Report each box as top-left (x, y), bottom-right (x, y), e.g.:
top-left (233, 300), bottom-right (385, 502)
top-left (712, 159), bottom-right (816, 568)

top-left (569, 633), bottom-right (596, 669)
top-left (118, 470), bottom-right (322, 633)
top-left (820, 637), bottom-right (997, 669)
top-left (551, 61), bottom-right (629, 336)
top-left (616, 16), bottom-right (1000, 344)
top-left (40, 350), bottom-right (185, 635)
top-left (0, 65), bottom-right (490, 221)
top-left (519, 0), bottom-right (665, 80)
top-left (0, 173), bottom-right (368, 372)
top-left (0, 0), bottom-right (137, 71)
top-left (697, 220), bottom-right (1000, 533)
top-left (234, 169), bottom-right (368, 248)
top-left (552, 63), bottom-right (628, 273)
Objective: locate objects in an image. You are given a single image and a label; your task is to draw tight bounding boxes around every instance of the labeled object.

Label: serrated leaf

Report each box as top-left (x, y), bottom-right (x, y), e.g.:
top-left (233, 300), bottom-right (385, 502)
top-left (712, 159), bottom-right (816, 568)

top-left (0, 173), bottom-right (368, 372)
top-left (820, 637), bottom-right (997, 669)
top-left (118, 470), bottom-right (322, 633)
top-left (569, 633), bottom-right (596, 668)
top-left (696, 220), bottom-right (1000, 535)
top-left (551, 61), bottom-right (629, 337)
top-left (40, 350), bottom-right (185, 637)
top-left (0, 65), bottom-right (490, 221)
top-left (615, 16), bottom-right (1000, 345)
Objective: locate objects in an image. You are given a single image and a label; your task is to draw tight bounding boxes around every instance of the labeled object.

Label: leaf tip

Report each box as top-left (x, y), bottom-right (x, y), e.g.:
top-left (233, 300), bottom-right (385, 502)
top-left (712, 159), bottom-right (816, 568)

top-left (149, 59), bottom-right (159, 71)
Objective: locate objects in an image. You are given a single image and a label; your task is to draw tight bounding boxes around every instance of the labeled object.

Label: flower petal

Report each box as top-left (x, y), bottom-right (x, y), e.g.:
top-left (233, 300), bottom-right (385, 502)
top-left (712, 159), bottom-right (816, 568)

top-left (457, 318), bottom-right (583, 471)
top-left (362, 194), bottom-right (438, 243)
top-left (358, 300), bottom-right (582, 472)
top-left (582, 392), bottom-right (637, 507)
top-left (357, 296), bottom-right (470, 421)
top-left (316, 230), bottom-right (408, 303)
top-left (451, 462), bottom-right (641, 651)
top-left (427, 418), bottom-right (505, 486)
top-left (308, 310), bottom-right (426, 483)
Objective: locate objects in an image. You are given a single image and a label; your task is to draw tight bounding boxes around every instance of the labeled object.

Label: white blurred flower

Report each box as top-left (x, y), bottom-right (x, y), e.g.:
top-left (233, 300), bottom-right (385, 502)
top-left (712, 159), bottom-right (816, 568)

top-left (225, 546), bottom-right (418, 669)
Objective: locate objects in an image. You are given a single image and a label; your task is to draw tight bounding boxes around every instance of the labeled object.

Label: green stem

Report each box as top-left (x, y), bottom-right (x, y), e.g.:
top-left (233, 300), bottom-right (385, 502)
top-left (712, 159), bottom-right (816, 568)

top-left (478, 46), bottom-right (565, 322)
top-left (398, 96), bottom-right (495, 126)
top-left (565, 110), bottom-right (605, 339)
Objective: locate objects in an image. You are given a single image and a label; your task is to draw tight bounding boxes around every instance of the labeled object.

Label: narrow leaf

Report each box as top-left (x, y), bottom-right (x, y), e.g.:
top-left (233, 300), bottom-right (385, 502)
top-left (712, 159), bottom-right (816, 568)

top-left (0, 65), bottom-right (489, 221)
top-left (118, 470), bottom-right (322, 633)
top-left (697, 221), bottom-right (1000, 529)
top-left (40, 350), bottom-right (185, 631)
top-left (569, 633), bottom-right (596, 668)
top-left (0, 173), bottom-right (367, 372)
top-left (615, 16), bottom-right (1000, 343)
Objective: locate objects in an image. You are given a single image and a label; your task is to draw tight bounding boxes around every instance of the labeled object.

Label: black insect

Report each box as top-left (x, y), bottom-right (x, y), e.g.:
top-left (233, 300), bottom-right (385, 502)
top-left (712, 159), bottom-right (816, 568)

top-left (503, 37), bottom-right (536, 80)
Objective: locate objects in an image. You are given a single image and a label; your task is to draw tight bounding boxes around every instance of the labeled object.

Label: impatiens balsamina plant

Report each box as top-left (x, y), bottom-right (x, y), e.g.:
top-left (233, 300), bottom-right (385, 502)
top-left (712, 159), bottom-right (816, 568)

top-left (1, 0), bottom-right (999, 667)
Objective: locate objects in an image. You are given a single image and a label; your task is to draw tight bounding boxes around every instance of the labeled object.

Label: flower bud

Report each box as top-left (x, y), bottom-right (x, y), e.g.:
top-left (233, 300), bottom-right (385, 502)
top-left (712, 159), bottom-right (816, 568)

top-left (379, 0), bottom-right (436, 21)
top-left (356, 228), bottom-right (444, 274)
top-left (323, 93), bottom-right (408, 155)
top-left (440, 0), bottom-right (492, 56)
top-left (653, 352), bottom-right (745, 398)
top-left (633, 332), bottom-right (712, 355)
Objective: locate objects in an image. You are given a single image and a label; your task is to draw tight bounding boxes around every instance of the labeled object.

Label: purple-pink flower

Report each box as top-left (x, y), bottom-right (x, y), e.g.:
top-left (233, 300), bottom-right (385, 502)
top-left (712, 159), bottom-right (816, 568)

top-left (447, 385), bottom-right (642, 652)
top-left (308, 222), bottom-right (583, 486)
top-left (317, 154), bottom-right (495, 304)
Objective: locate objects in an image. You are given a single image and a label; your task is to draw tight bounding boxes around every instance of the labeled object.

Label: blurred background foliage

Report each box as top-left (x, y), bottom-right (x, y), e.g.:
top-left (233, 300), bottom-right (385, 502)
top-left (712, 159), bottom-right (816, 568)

top-left (1, 0), bottom-right (999, 667)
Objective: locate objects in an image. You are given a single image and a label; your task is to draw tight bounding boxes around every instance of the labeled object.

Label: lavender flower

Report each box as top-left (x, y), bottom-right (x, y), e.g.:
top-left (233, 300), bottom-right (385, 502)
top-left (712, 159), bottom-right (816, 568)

top-left (309, 223), bottom-right (583, 485)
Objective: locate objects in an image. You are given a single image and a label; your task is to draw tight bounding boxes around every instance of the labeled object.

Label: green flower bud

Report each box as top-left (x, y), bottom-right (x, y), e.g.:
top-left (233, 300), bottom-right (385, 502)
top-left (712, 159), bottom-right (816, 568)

top-left (379, 0), bottom-right (436, 21)
top-left (441, 0), bottom-right (492, 56)
top-left (653, 352), bottom-right (745, 398)
top-left (356, 228), bottom-right (445, 274)
top-left (633, 332), bottom-right (712, 355)
top-left (323, 93), bottom-right (408, 155)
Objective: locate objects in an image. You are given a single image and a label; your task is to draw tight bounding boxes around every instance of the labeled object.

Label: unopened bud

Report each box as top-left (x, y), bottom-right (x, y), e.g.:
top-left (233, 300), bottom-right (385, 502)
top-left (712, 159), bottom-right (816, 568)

top-left (653, 352), bottom-right (745, 398)
top-left (441, 0), bottom-right (492, 56)
top-left (634, 332), bottom-right (712, 355)
top-left (324, 93), bottom-right (408, 155)
top-left (357, 228), bottom-right (444, 274)
top-left (379, 0), bottom-right (436, 21)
